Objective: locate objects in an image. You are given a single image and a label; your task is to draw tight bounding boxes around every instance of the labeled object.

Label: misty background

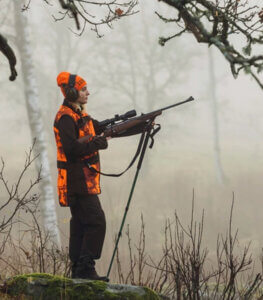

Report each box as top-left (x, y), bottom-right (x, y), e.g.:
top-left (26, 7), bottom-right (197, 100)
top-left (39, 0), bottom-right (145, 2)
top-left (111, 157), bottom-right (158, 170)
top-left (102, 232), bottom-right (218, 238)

top-left (0, 0), bottom-right (262, 277)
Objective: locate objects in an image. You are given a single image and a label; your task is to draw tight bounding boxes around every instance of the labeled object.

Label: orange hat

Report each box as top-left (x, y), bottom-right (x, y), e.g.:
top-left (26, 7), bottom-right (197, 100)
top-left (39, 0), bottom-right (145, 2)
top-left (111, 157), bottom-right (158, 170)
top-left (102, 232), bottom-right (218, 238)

top-left (57, 71), bottom-right (87, 97)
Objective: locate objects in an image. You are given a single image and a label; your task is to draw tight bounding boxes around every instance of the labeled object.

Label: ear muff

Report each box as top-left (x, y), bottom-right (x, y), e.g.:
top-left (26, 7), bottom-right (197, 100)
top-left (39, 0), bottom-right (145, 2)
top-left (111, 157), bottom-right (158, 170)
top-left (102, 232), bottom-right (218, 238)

top-left (64, 74), bottom-right (78, 102)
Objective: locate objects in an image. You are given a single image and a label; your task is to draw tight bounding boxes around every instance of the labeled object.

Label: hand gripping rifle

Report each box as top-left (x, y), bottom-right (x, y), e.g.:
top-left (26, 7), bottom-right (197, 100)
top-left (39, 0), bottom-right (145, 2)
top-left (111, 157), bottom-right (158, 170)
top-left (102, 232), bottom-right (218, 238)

top-left (105, 96), bottom-right (195, 279)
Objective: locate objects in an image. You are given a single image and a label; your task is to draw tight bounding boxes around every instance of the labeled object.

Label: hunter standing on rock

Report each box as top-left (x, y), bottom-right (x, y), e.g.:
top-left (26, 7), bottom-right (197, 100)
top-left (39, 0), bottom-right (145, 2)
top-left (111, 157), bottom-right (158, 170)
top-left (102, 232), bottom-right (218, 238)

top-left (54, 72), bottom-right (109, 281)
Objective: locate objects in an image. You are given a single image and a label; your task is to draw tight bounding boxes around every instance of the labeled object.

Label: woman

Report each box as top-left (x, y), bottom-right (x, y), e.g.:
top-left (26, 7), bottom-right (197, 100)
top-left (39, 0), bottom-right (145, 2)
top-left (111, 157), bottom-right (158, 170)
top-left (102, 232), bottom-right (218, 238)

top-left (54, 71), bottom-right (108, 281)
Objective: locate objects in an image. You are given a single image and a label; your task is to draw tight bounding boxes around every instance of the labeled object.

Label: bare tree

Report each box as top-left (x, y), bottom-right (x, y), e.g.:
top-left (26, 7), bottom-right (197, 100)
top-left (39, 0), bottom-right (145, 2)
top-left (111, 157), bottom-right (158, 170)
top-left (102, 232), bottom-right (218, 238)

top-left (157, 0), bottom-right (263, 89)
top-left (0, 144), bottom-right (40, 257)
top-left (21, 0), bottom-right (138, 35)
top-left (114, 194), bottom-right (262, 299)
top-left (54, 0), bottom-right (138, 35)
top-left (0, 202), bottom-right (70, 278)
top-left (88, 12), bottom-right (192, 112)
top-left (208, 47), bottom-right (226, 184)
top-left (0, 145), bottom-right (70, 278)
top-left (14, 0), bottom-right (61, 247)
top-left (0, 0), bottom-right (138, 81)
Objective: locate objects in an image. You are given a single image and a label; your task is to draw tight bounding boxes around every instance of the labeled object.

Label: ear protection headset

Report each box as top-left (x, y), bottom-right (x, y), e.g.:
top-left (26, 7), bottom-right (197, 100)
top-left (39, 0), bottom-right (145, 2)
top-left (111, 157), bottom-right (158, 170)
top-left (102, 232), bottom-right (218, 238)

top-left (64, 74), bottom-right (78, 102)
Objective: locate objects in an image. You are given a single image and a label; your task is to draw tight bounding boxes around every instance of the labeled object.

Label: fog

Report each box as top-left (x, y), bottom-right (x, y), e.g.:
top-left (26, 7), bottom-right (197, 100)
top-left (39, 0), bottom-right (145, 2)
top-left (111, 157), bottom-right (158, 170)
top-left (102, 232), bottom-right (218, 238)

top-left (0, 0), bottom-right (263, 276)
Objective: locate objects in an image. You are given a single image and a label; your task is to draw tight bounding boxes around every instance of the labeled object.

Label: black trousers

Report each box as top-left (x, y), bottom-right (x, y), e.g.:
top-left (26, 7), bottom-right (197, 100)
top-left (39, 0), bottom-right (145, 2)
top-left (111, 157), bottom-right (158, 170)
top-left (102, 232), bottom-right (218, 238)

top-left (69, 194), bottom-right (106, 263)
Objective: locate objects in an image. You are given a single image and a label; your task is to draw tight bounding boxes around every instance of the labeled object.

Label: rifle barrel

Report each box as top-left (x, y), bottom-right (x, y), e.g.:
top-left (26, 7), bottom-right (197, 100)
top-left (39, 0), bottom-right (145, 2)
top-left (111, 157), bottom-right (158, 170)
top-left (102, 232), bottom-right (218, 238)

top-left (158, 96), bottom-right (194, 113)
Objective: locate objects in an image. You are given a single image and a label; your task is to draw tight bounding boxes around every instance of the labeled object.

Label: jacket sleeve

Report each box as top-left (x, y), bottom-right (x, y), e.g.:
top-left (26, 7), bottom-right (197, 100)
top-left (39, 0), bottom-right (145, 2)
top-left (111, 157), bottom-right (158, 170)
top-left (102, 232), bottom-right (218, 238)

top-left (58, 115), bottom-right (98, 159)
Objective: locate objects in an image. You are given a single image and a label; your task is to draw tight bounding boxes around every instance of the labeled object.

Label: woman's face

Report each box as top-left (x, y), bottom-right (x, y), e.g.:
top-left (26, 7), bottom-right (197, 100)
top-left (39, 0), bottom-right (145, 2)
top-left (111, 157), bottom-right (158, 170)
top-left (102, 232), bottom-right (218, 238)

top-left (76, 85), bottom-right (89, 105)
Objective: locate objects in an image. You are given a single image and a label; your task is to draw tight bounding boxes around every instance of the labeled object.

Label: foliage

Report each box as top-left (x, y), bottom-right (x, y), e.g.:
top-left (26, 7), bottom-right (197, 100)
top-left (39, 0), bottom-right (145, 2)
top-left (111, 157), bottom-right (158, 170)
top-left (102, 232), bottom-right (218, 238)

top-left (157, 0), bottom-right (263, 89)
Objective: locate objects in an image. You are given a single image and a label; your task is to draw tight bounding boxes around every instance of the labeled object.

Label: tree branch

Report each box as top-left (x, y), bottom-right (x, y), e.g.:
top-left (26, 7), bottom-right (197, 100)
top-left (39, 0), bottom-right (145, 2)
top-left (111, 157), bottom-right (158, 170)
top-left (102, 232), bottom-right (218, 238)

top-left (0, 33), bottom-right (17, 81)
top-left (157, 0), bottom-right (263, 89)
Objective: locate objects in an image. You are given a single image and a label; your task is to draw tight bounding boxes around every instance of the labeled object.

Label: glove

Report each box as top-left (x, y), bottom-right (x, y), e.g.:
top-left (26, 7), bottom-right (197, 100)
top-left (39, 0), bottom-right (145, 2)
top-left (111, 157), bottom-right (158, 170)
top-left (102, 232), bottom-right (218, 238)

top-left (91, 135), bottom-right (108, 150)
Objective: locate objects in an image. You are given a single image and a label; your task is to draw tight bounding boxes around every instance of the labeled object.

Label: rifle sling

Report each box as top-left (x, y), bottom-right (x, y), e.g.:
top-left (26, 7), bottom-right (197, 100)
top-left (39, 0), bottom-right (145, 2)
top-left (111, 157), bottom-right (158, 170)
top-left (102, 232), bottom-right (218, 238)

top-left (85, 131), bottom-right (146, 177)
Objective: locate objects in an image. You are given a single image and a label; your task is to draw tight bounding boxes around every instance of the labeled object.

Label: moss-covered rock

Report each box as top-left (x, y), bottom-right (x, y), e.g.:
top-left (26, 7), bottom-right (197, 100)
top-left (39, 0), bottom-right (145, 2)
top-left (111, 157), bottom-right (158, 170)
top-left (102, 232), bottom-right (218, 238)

top-left (2, 273), bottom-right (164, 300)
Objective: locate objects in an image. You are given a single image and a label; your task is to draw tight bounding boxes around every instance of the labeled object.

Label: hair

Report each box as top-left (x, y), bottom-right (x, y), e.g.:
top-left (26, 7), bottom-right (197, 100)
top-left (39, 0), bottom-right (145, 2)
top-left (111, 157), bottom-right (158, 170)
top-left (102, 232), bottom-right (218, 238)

top-left (67, 101), bottom-right (87, 114)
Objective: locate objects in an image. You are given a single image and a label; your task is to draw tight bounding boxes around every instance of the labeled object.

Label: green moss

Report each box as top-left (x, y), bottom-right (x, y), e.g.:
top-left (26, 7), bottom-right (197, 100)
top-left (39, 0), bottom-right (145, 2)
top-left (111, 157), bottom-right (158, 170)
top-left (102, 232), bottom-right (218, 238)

top-left (5, 274), bottom-right (161, 300)
top-left (103, 290), bottom-right (121, 299)
top-left (67, 280), bottom-right (107, 299)
top-left (66, 284), bottom-right (94, 300)
top-left (42, 275), bottom-right (72, 300)
top-left (6, 273), bottom-right (73, 299)
top-left (113, 291), bottom-right (141, 299)
top-left (104, 290), bottom-right (143, 300)
top-left (6, 274), bottom-right (28, 296)
top-left (87, 280), bottom-right (107, 293)
top-left (143, 287), bottom-right (160, 300)
top-left (24, 273), bottom-right (57, 280)
top-left (5, 274), bottom-right (108, 299)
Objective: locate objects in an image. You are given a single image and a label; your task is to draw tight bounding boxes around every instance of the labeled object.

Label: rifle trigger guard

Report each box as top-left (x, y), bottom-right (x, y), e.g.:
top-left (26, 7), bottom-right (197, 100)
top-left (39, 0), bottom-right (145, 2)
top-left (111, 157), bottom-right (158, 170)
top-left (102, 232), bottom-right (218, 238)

top-left (149, 124), bottom-right (161, 149)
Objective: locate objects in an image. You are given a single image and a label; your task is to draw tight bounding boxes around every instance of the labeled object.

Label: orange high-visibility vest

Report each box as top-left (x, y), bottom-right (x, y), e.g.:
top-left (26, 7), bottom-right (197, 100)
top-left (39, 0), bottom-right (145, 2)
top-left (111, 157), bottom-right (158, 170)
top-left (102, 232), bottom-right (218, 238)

top-left (54, 105), bottom-right (101, 206)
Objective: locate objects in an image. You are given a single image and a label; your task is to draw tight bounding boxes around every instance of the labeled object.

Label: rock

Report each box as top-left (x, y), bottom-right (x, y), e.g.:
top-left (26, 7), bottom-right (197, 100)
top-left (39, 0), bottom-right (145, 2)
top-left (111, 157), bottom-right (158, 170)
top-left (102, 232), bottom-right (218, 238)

top-left (1, 273), bottom-right (165, 299)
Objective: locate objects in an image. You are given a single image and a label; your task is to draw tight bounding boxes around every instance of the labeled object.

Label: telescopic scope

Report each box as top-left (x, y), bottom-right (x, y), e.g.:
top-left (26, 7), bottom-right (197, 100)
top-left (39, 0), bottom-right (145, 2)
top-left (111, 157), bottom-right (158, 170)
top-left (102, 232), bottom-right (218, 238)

top-left (99, 110), bottom-right (137, 128)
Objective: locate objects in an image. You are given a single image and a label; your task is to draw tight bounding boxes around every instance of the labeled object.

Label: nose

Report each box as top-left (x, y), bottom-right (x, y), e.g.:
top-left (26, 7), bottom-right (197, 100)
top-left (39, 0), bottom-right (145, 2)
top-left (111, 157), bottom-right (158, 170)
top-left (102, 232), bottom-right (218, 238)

top-left (87, 90), bottom-right (90, 96)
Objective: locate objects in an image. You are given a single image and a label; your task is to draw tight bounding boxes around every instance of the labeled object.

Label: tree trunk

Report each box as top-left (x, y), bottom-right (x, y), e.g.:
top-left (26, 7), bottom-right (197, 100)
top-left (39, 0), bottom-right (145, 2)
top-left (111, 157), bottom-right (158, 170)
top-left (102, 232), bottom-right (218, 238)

top-left (14, 1), bottom-right (61, 247)
top-left (208, 47), bottom-right (225, 184)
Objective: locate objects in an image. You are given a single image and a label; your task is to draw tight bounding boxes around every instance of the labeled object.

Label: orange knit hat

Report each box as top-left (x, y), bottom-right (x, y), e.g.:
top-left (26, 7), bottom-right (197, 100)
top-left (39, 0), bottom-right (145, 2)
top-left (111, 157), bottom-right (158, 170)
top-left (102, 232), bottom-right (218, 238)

top-left (57, 72), bottom-right (87, 97)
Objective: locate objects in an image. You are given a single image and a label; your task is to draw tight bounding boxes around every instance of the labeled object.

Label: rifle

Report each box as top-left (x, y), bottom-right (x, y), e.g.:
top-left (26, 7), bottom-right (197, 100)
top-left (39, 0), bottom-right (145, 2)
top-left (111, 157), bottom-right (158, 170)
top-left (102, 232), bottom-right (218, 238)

top-left (102, 96), bottom-right (194, 138)
top-left (78, 96), bottom-right (194, 143)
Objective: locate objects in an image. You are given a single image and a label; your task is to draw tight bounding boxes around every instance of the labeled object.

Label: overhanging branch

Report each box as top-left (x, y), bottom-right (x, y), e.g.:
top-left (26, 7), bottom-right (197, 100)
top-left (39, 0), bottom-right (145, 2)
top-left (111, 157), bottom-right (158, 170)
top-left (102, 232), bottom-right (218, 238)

top-left (55, 0), bottom-right (139, 36)
top-left (157, 0), bottom-right (263, 89)
top-left (0, 34), bottom-right (17, 81)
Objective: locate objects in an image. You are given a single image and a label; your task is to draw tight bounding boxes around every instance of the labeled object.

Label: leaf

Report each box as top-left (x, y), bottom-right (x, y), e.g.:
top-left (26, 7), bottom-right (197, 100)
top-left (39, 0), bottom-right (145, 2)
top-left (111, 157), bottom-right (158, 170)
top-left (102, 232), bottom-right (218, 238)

top-left (115, 8), bottom-right (123, 16)
top-left (244, 65), bottom-right (251, 74)
top-left (159, 37), bottom-right (166, 46)
top-left (242, 43), bottom-right (251, 56)
top-left (257, 64), bottom-right (263, 74)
